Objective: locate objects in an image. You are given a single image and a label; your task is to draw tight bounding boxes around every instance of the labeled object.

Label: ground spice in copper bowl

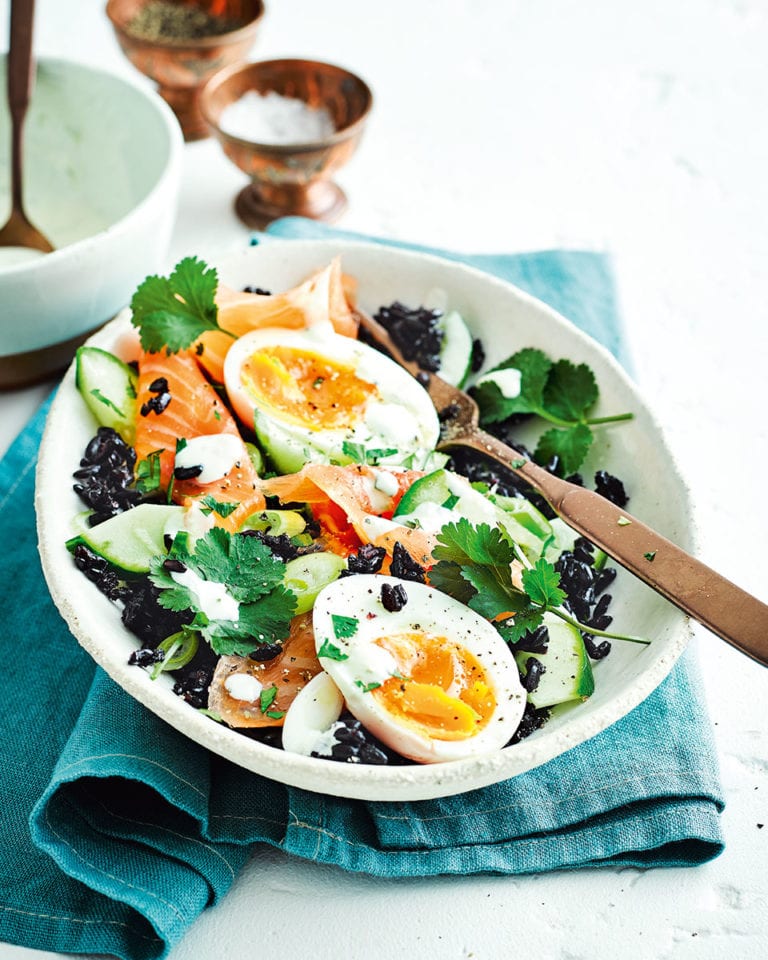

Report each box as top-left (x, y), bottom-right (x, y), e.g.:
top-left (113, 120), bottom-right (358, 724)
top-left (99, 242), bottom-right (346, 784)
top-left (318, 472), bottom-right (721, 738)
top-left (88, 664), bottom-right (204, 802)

top-left (126, 0), bottom-right (247, 42)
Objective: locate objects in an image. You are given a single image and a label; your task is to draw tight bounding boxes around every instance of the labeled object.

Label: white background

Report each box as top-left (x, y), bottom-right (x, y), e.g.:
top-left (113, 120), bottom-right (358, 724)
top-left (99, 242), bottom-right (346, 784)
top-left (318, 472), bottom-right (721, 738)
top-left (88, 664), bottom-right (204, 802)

top-left (1, 1), bottom-right (767, 957)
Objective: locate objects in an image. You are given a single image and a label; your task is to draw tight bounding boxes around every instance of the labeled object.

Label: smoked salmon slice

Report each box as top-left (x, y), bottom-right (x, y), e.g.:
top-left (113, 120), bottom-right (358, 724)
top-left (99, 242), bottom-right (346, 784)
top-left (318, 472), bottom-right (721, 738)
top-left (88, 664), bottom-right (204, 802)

top-left (195, 259), bottom-right (359, 384)
top-left (263, 463), bottom-right (436, 564)
top-left (134, 350), bottom-right (265, 530)
top-left (207, 612), bottom-right (322, 728)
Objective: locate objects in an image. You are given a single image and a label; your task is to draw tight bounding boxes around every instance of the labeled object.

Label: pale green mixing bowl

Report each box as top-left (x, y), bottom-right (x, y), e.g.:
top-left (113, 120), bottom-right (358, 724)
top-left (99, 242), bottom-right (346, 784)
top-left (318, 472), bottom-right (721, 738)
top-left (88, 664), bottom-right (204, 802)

top-left (0, 57), bottom-right (183, 386)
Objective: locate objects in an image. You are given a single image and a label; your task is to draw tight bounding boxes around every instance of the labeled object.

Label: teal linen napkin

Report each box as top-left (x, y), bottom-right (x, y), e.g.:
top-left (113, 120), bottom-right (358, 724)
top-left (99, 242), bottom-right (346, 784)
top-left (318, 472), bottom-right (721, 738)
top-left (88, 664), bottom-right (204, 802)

top-left (0, 224), bottom-right (724, 960)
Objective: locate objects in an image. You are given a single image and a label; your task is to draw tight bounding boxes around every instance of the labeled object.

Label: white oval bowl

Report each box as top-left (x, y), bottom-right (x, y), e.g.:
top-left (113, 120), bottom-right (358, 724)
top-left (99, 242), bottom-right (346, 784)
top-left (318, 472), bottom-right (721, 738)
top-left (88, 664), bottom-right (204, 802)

top-left (35, 239), bottom-right (693, 801)
top-left (0, 57), bottom-right (183, 357)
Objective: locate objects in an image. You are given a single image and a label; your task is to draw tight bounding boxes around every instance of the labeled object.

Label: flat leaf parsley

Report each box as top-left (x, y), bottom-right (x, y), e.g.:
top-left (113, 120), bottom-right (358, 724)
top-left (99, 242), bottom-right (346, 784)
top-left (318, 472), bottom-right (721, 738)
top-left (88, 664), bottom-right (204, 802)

top-left (472, 348), bottom-right (633, 475)
top-left (149, 527), bottom-right (297, 657)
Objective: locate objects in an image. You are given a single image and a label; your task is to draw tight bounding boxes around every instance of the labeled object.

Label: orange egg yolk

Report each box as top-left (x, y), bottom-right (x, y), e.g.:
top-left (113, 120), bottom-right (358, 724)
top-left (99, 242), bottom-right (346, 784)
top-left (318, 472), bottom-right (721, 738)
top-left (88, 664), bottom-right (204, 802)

top-left (372, 632), bottom-right (496, 741)
top-left (239, 345), bottom-right (378, 430)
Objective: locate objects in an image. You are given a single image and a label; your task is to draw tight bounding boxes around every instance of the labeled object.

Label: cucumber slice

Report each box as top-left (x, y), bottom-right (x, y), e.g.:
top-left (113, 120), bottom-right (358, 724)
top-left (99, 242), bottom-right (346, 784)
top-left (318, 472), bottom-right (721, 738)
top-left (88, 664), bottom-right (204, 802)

top-left (76, 346), bottom-right (138, 444)
top-left (66, 503), bottom-right (184, 575)
top-left (394, 469), bottom-right (548, 551)
top-left (437, 310), bottom-right (474, 387)
top-left (239, 509), bottom-right (307, 538)
top-left (283, 552), bottom-right (347, 615)
top-left (244, 441), bottom-right (265, 476)
top-left (393, 469), bottom-right (452, 517)
top-left (494, 495), bottom-right (553, 543)
top-left (515, 613), bottom-right (595, 708)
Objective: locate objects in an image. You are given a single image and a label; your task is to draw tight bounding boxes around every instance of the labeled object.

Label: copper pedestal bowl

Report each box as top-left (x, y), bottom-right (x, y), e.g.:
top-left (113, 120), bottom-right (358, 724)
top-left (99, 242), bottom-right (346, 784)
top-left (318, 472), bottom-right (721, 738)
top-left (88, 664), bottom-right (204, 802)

top-left (200, 58), bottom-right (372, 227)
top-left (106, 0), bottom-right (264, 141)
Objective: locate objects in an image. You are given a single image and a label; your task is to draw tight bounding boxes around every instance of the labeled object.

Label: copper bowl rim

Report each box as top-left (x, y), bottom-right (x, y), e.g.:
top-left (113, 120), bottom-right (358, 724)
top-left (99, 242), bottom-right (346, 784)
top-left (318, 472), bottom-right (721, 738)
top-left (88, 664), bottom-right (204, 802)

top-left (105, 0), bottom-right (265, 51)
top-left (199, 57), bottom-right (374, 153)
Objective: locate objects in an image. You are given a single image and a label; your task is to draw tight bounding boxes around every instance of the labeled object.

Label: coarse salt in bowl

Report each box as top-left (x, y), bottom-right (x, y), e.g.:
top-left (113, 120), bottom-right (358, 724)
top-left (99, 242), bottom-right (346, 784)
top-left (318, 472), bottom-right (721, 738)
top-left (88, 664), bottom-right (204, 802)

top-left (218, 90), bottom-right (336, 144)
top-left (200, 58), bottom-right (373, 227)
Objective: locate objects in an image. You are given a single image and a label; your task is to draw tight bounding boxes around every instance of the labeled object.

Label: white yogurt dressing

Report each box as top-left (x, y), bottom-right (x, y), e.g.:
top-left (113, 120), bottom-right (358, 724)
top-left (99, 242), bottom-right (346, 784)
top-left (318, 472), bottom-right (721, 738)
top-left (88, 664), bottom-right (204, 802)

top-left (224, 673), bottom-right (263, 702)
top-left (476, 367), bottom-right (522, 399)
top-left (175, 434), bottom-right (244, 484)
top-left (170, 568), bottom-right (240, 622)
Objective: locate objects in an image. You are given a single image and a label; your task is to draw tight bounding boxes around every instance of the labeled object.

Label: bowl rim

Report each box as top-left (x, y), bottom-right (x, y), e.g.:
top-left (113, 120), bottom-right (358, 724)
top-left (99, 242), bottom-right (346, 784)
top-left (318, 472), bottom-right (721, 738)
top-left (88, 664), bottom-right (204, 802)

top-left (105, 0), bottom-right (266, 50)
top-left (199, 57), bottom-right (374, 152)
top-left (0, 55), bottom-right (184, 279)
top-left (35, 238), bottom-right (694, 801)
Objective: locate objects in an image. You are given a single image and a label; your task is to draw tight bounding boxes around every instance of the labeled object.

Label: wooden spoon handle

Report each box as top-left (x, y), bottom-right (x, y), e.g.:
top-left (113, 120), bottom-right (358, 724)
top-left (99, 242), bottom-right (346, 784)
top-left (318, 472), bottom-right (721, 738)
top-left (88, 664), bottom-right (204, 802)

top-left (457, 427), bottom-right (768, 667)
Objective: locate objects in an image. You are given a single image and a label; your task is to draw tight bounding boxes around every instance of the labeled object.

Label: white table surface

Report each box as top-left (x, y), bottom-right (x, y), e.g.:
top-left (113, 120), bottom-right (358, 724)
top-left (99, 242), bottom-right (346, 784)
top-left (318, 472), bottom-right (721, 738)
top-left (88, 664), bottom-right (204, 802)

top-left (2, 1), bottom-right (767, 958)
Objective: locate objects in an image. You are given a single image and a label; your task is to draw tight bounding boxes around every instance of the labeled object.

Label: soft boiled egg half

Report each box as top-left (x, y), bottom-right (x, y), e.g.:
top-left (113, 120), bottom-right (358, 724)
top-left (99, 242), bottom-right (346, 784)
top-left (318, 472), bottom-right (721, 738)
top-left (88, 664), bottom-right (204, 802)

top-left (312, 575), bottom-right (526, 763)
top-left (223, 324), bottom-right (440, 474)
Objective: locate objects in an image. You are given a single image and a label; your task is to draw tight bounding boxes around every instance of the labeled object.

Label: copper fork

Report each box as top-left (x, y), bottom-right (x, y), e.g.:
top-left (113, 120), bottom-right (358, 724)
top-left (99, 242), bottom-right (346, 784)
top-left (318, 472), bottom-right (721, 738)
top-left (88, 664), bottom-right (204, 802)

top-left (0, 0), bottom-right (54, 254)
top-left (356, 308), bottom-right (768, 668)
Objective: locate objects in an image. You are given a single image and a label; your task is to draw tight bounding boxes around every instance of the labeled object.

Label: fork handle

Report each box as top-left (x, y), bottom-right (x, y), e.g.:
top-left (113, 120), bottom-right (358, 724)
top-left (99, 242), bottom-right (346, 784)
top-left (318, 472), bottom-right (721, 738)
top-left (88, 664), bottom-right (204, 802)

top-left (457, 426), bottom-right (768, 667)
top-left (7, 0), bottom-right (37, 212)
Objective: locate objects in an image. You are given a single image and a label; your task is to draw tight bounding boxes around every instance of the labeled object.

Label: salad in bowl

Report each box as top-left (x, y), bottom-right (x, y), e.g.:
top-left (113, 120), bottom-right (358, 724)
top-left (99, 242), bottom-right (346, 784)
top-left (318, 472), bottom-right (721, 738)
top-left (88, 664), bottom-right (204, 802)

top-left (35, 240), bottom-right (692, 800)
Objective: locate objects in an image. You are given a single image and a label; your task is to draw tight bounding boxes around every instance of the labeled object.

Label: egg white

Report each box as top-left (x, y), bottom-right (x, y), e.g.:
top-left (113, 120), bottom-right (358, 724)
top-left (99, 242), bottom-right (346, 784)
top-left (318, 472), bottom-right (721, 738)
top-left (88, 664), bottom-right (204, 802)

top-left (281, 671), bottom-right (344, 757)
top-left (313, 574), bottom-right (526, 763)
top-left (223, 324), bottom-right (440, 474)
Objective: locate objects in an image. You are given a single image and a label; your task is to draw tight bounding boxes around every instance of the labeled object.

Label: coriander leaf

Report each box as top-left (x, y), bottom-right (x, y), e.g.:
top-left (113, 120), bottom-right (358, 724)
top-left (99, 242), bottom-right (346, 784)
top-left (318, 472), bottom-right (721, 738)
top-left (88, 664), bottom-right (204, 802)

top-left (130, 257), bottom-right (223, 354)
top-left (433, 518), bottom-right (516, 568)
top-left (463, 564), bottom-right (522, 621)
top-left (185, 526), bottom-right (230, 582)
top-left (496, 605), bottom-right (545, 644)
top-left (317, 638), bottom-right (350, 661)
top-left (154, 583), bottom-right (196, 613)
top-left (366, 447), bottom-right (398, 464)
top-left (341, 440), bottom-right (367, 464)
top-left (355, 680), bottom-right (381, 693)
top-left (207, 586), bottom-right (297, 655)
top-left (259, 685), bottom-right (278, 713)
top-left (332, 614), bottom-right (359, 639)
top-left (150, 527), bottom-right (295, 656)
top-left (199, 495), bottom-right (239, 519)
top-left (534, 423), bottom-right (593, 476)
top-left (191, 528), bottom-right (284, 602)
top-left (521, 558), bottom-right (567, 608)
top-left (341, 441), bottom-right (397, 465)
top-left (427, 559), bottom-right (477, 605)
top-left (135, 449), bottom-right (164, 495)
top-left (542, 359), bottom-right (598, 422)
top-left (266, 710), bottom-right (286, 720)
top-left (474, 348), bottom-right (552, 424)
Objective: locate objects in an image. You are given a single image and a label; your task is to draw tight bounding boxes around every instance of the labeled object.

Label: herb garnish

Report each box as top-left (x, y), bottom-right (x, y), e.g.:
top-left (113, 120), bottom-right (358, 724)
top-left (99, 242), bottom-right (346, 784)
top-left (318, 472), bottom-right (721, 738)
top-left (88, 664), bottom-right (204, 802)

top-left (199, 495), bottom-right (239, 518)
top-left (149, 527), bottom-right (296, 656)
top-left (259, 685), bottom-right (279, 713)
top-left (341, 441), bottom-right (399, 465)
top-left (332, 614), bottom-right (359, 639)
top-left (130, 257), bottom-right (235, 355)
top-left (472, 348), bottom-right (633, 475)
top-left (317, 638), bottom-right (350, 661)
top-left (90, 388), bottom-right (125, 418)
top-left (135, 449), bottom-right (164, 495)
top-left (429, 518), bottom-right (649, 646)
